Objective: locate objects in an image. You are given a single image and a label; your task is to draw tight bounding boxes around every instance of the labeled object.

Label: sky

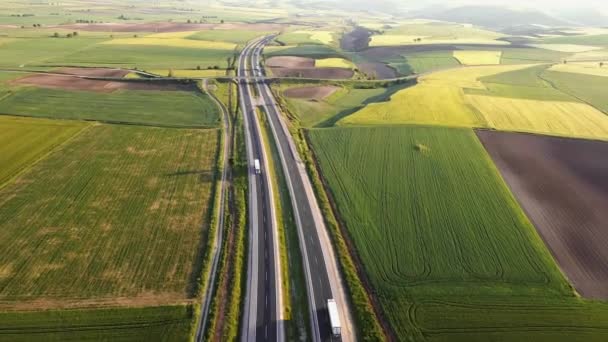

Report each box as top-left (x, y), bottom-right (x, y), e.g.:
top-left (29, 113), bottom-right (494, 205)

top-left (408, 0), bottom-right (605, 10)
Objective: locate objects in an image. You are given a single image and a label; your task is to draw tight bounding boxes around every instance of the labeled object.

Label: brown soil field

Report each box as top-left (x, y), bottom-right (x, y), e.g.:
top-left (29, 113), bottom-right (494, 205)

top-left (477, 130), bottom-right (608, 299)
top-left (357, 62), bottom-right (397, 79)
top-left (266, 56), bottom-right (315, 68)
top-left (12, 70), bottom-right (195, 93)
top-left (283, 85), bottom-right (339, 100)
top-left (54, 22), bottom-right (283, 33)
top-left (55, 67), bottom-right (129, 78)
top-left (269, 67), bottom-right (353, 79)
top-left (341, 26), bottom-right (372, 51)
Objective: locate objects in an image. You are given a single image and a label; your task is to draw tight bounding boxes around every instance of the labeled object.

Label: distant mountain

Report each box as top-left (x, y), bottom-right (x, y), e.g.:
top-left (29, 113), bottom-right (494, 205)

top-left (411, 5), bottom-right (572, 30)
top-left (551, 8), bottom-right (608, 27)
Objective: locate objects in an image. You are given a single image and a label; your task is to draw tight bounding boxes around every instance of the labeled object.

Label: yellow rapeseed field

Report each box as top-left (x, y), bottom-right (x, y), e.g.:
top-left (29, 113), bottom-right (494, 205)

top-left (294, 30), bottom-right (334, 45)
top-left (467, 94), bottom-right (608, 140)
top-left (338, 64), bottom-right (535, 127)
top-left (453, 50), bottom-right (502, 65)
top-left (315, 58), bottom-right (354, 69)
top-left (102, 37), bottom-right (236, 50)
top-left (145, 31), bottom-right (200, 39)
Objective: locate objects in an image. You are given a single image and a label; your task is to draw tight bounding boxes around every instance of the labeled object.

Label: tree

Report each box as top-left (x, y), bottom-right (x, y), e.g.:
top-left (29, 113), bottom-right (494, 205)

top-left (66, 33), bottom-right (73, 38)
top-left (600, 62), bottom-right (605, 68)
top-left (187, 19), bottom-right (191, 24)
top-left (53, 32), bottom-right (59, 38)
top-left (196, 65), bottom-right (201, 70)
top-left (73, 31), bottom-right (78, 37)
top-left (220, 19), bottom-right (224, 24)
top-left (168, 69), bottom-right (174, 77)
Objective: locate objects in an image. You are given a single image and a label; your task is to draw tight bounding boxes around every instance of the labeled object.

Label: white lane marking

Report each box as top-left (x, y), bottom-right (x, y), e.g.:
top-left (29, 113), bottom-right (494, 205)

top-left (266, 270), bottom-right (268, 282)
top-left (314, 255), bottom-right (318, 265)
top-left (266, 294), bottom-right (268, 308)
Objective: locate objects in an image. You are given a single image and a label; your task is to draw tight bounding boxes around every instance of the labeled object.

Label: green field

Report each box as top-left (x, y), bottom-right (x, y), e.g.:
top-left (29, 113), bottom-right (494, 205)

top-left (0, 116), bottom-right (87, 188)
top-left (0, 124), bottom-right (219, 304)
top-left (0, 87), bottom-right (219, 127)
top-left (308, 126), bottom-right (608, 341)
top-left (539, 34), bottom-right (608, 46)
top-left (0, 305), bottom-right (192, 341)
top-left (467, 64), bottom-right (574, 101)
top-left (46, 43), bottom-right (235, 69)
top-left (266, 44), bottom-right (342, 59)
top-left (543, 70), bottom-right (608, 113)
top-left (397, 51), bottom-right (461, 75)
top-left (499, 48), bottom-right (569, 64)
top-left (187, 29), bottom-right (269, 44)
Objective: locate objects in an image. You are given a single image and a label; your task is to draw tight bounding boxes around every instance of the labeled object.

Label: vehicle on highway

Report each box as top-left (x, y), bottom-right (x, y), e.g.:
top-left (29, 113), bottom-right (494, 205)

top-left (254, 158), bottom-right (261, 174)
top-left (328, 299), bottom-right (341, 338)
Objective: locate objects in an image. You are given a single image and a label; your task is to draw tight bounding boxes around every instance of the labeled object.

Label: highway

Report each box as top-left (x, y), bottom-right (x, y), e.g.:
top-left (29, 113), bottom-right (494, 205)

top-left (238, 39), bottom-right (284, 342)
top-left (248, 36), bottom-right (355, 342)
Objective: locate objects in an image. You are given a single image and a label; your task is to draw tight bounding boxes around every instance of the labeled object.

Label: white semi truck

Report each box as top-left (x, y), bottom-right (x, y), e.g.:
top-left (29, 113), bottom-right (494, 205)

top-left (254, 159), bottom-right (261, 174)
top-left (327, 299), bottom-right (341, 338)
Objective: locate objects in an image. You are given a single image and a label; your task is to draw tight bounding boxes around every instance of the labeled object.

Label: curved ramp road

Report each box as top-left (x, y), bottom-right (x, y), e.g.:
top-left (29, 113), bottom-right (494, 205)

top-left (250, 36), bottom-right (355, 342)
top-left (239, 39), bottom-right (284, 342)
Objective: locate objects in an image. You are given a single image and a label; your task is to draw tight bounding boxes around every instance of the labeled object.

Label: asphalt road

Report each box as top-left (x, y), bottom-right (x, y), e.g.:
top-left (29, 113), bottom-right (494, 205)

top-left (238, 39), bottom-right (283, 342)
top-left (250, 37), bottom-right (354, 342)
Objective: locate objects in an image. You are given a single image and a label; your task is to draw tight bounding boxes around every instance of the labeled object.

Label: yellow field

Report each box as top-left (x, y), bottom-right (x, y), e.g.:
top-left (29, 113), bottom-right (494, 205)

top-left (294, 30), bottom-right (334, 45)
top-left (453, 51), bottom-right (502, 65)
top-left (0, 38), bottom-right (14, 46)
top-left (528, 44), bottom-right (602, 52)
top-left (467, 94), bottom-right (608, 140)
top-left (549, 62), bottom-right (608, 77)
top-left (147, 69), bottom-right (227, 77)
top-left (145, 31), bottom-right (199, 39)
top-left (369, 35), bottom-right (508, 47)
top-left (339, 64), bottom-right (534, 127)
top-left (123, 72), bottom-right (140, 79)
top-left (102, 38), bottom-right (236, 50)
top-left (315, 58), bottom-right (354, 69)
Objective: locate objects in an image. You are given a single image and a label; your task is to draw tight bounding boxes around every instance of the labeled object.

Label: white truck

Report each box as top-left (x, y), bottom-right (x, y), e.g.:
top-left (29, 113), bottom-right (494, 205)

top-left (327, 299), bottom-right (341, 338)
top-left (254, 159), bottom-right (261, 174)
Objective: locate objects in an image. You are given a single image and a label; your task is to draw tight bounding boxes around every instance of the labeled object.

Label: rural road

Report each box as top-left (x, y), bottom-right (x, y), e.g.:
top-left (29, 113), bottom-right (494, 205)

top-left (238, 38), bottom-right (284, 342)
top-left (250, 36), bottom-right (355, 342)
top-left (193, 79), bottom-right (231, 341)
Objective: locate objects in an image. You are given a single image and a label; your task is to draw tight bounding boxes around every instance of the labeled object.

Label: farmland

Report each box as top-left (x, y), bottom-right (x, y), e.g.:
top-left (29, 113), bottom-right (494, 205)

top-left (307, 126), bottom-right (608, 341)
top-left (0, 124), bottom-right (219, 305)
top-left (0, 87), bottom-right (219, 127)
top-left (0, 116), bottom-right (87, 188)
top-left (477, 131), bottom-right (608, 299)
top-left (453, 50), bottom-right (501, 65)
top-left (543, 70), bottom-right (608, 113)
top-left (0, 305), bottom-right (192, 341)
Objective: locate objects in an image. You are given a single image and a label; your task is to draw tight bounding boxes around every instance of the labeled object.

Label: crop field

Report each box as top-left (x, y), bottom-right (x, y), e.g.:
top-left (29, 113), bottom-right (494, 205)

top-left (467, 95), bottom-right (608, 140)
top-left (369, 22), bottom-right (505, 47)
top-left (0, 38), bottom-right (104, 68)
top-left (315, 58), bottom-right (354, 68)
top-left (549, 62), bottom-right (608, 77)
top-left (339, 65), bottom-right (531, 126)
top-left (499, 48), bottom-right (569, 64)
top-left (477, 131), bottom-right (608, 299)
top-left (539, 34), bottom-right (608, 46)
top-left (282, 83), bottom-right (409, 127)
top-left (528, 44), bottom-right (602, 53)
top-left (466, 64), bottom-right (574, 101)
top-left (0, 87), bottom-right (219, 127)
top-left (0, 116), bottom-right (87, 188)
top-left (186, 29), bottom-right (269, 44)
top-left (0, 305), bottom-right (192, 341)
top-left (265, 44), bottom-right (342, 59)
top-left (48, 43), bottom-right (235, 69)
top-left (401, 51), bottom-right (461, 74)
top-left (276, 32), bottom-right (324, 45)
top-left (308, 126), bottom-right (608, 341)
top-left (0, 124), bottom-right (219, 306)
top-left (101, 37), bottom-right (237, 50)
top-left (543, 70), bottom-right (608, 113)
top-left (453, 50), bottom-right (501, 65)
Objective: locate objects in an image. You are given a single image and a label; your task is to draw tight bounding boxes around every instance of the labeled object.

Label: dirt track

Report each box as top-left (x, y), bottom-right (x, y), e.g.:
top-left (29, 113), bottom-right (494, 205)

top-left (12, 68), bottom-right (195, 92)
top-left (283, 85), bottom-right (339, 100)
top-left (477, 130), bottom-right (608, 299)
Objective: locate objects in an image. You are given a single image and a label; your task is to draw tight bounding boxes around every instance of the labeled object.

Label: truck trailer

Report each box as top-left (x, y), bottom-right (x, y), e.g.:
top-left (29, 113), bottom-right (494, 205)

top-left (327, 299), bottom-right (341, 338)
